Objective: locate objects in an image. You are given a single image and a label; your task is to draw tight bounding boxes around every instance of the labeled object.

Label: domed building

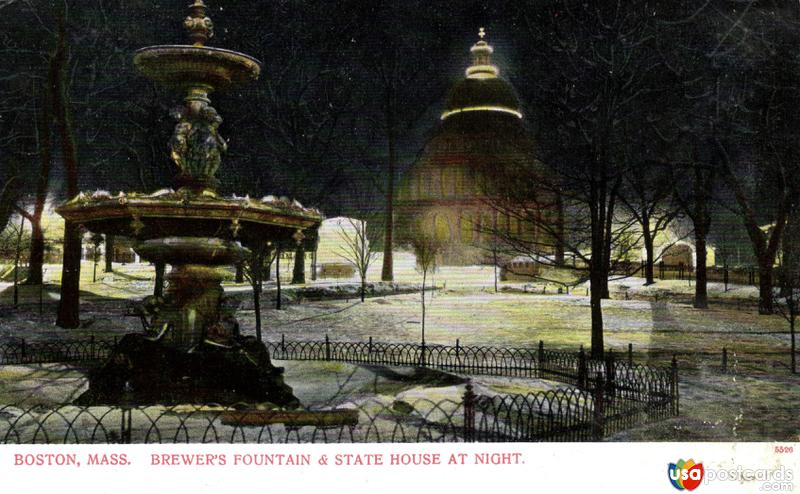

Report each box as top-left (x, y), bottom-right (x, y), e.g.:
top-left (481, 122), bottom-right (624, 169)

top-left (395, 30), bottom-right (561, 266)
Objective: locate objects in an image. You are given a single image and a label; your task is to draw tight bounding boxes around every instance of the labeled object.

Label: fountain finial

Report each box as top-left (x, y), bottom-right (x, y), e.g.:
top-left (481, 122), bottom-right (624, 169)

top-left (184, 0), bottom-right (214, 47)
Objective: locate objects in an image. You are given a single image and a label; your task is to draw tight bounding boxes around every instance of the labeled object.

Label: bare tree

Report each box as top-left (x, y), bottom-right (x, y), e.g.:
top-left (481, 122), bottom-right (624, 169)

top-left (775, 202), bottom-right (800, 374)
top-left (490, 1), bottom-right (678, 358)
top-left (716, 13), bottom-right (800, 314)
top-left (89, 233), bottom-right (102, 283)
top-left (618, 157), bottom-right (681, 285)
top-left (52, 16), bottom-right (82, 329)
top-left (336, 217), bottom-right (379, 302)
top-left (412, 231), bottom-right (442, 345)
top-left (243, 241), bottom-right (276, 341)
top-left (17, 78), bottom-right (52, 286)
top-left (350, 0), bottom-right (458, 283)
top-left (774, 268), bottom-right (799, 375)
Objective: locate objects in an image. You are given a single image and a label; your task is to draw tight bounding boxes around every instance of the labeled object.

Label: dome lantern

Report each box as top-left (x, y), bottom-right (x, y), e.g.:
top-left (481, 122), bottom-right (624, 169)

top-left (466, 28), bottom-right (499, 79)
top-left (441, 28), bottom-right (522, 121)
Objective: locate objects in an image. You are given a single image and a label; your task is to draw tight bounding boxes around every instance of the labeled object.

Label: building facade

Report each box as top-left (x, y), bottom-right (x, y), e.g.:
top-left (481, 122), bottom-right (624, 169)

top-left (395, 30), bottom-right (558, 266)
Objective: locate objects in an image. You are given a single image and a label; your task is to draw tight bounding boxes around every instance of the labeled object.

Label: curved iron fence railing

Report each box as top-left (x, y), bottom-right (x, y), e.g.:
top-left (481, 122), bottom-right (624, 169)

top-left (0, 336), bottom-right (678, 443)
top-left (0, 379), bottom-right (675, 444)
top-left (0, 336), bottom-right (677, 407)
top-left (0, 337), bottom-right (116, 366)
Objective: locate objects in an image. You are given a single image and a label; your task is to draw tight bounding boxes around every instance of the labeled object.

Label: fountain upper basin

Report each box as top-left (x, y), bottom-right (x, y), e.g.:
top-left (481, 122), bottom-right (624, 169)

top-left (133, 45), bottom-right (261, 90)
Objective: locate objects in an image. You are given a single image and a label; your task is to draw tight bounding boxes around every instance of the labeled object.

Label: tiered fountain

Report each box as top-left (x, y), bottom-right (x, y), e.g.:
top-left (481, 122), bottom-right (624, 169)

top-left (57, 1), bottom-right (321, 407)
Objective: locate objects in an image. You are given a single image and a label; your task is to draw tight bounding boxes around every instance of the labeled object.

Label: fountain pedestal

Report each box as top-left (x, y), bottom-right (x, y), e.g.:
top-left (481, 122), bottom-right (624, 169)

top-left (75, 235), bottom-right (300, 407)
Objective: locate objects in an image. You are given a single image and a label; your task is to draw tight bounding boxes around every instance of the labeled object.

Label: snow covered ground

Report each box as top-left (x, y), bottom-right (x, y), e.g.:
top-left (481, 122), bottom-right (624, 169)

top-left (0, 260), bottom-right (797, 441)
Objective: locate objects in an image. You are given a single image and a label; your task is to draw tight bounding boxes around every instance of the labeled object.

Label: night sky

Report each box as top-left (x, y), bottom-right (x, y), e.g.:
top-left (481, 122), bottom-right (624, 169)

top-left (2, 1), bottom-right (799, 262)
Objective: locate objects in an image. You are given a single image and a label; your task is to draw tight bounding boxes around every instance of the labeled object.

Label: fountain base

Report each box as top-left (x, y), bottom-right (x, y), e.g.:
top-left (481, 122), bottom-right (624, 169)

top-left (75, 334), bottom-right (300, 408)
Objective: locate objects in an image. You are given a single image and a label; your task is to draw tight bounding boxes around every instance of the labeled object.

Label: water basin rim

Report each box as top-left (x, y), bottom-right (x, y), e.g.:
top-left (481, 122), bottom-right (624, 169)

top-left (134, 44), bottom-right (263, 68)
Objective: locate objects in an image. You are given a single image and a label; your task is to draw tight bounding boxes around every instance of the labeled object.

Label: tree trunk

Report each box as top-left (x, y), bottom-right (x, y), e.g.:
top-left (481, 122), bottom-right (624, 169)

top-left (643, 232), bottom-right (655, 285)
top-left (53, 18), bottom-right (82, 329)
top-left (600, 235), bottom-right (612, 299)
top-left (590, 203), bottom-right (606, 358)
top-left (758, 259), bottom-right (774, 314)
top-left (253, 277), bottom-right (262, 341)
top-left (276, 249), bottom-right (282, 310)
top-left (27, 80), bottom-right (52, 286)
top-left (13, 215), bottom-right (24, 308)
top-left (590, 267), bottom-right (604, 360)
top-left (421, 270), bottom-right (426, 344)
top-left (153, 262), bottom-right (165, 298)
top-left (104, 235), bottom-right (114, 272)
top-left (493, 239), bottom-right (498, 293)
top-left (92, 246), bottom-right (98, 282)
top-left (694, 232), bottom-right (708, 309)
top-left (56, 221), bottom-right (82, 328)
top-left (291, 244), bottom-right (305, 284)
top-left (311, 248), bottom-right (318, 281)
top-left (235, 262), bottom-right (244, 283)
top-left (790, 309), bottom-right (796, 374)
top-left (361, 277), bottom-right (366, 302)
top-left (381, 122), bottom-right (396, 282)
top-left (555, 193), bottom-right (565, 266)
top-left (27, 221), bottom-right (45, 285)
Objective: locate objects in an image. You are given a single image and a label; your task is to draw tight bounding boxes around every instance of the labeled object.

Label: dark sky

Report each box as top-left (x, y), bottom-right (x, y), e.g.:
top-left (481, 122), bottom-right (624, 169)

top-left (1, 0), bottom-right (797, 256)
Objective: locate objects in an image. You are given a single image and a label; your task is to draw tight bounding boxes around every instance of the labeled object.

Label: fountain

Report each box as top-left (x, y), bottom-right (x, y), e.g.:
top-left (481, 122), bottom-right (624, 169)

top-left (57, 1), bottom-right (321, 407)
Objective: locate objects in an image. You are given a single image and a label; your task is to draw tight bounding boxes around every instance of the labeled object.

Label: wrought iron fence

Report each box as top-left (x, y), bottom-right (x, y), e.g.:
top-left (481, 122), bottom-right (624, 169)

top-left (0, 397), bottom-right (465, 444)
top-left (0, 336), bottom-right (678, 442)
top-left (0, 335), bottom-right (678, 412)
top-left (265, 336), bottom-right (677, 403)
top-left (0, 336), bottom-right (117, 366)
top-left (0, 378), bottom-right (675, 444)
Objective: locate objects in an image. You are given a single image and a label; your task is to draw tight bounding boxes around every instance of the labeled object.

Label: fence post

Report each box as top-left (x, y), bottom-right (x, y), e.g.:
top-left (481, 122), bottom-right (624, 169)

top-left (538, 340), bottom-right (545, 378)
top-left (578, 346), bottom-right (587, 389)
top-left (90, 335), bottom-right (96, 361)
top-left (325, 334), bottom-right (331, 361)
top-left (120, 407), bottom-right (132, 444)
top-left (721, 347), bottom-right (727, 374)
top-left (628, 343), bottom-right (633, 365)
top-left (420, 340), bottom-right (427, 367)
top-left (463, 381), bottom-right (475, 442)
top-left (592, 372), bottom-right (605, 440)
top-left (671, 355), bottom-right (679, 416)
top-left (368, 336), bottom-right (373, 356)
